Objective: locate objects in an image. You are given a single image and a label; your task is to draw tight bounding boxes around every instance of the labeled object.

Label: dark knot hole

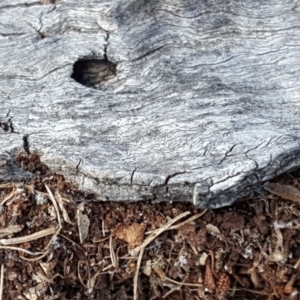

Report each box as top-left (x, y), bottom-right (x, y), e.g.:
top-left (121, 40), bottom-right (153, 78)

top-left (71, 58), bottom-right (117, 89)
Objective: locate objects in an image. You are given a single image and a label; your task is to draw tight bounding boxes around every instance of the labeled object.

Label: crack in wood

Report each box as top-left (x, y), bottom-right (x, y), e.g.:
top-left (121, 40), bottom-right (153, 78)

top-left (130, 168), bottom-right (136, 185)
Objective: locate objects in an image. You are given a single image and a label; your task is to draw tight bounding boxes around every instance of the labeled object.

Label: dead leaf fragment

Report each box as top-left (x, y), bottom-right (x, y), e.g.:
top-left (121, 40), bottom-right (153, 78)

top-left (206, 223), bottom-right (221, 235)
top-left (267, 183), bottom-right (300, 203)
top-left (113, 223), bottom-right (147, 249)
top-left (221, 216), bottom-right (244, 232)
top-left (177, 223), bottom-right (195, 236)
top-left (77, 204), bottom-right (90, 244)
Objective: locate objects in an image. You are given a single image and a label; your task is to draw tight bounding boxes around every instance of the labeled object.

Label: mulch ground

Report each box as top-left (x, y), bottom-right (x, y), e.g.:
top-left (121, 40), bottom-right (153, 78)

top-left (0, 153), bottom-right (300, 300)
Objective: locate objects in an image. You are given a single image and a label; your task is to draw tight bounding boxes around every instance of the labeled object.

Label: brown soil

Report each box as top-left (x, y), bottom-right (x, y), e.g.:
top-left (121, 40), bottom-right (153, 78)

top-left (0, 153), bottom-right (300, 300)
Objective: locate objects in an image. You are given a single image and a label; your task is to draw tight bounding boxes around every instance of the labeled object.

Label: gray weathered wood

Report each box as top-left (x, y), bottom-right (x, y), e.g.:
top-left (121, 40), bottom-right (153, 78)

top-left (1, 0), bottom-right (300, 208)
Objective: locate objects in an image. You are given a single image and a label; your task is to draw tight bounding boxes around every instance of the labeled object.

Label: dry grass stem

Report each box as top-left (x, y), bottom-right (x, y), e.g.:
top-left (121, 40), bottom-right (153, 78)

top-left (20, 248), bottom-right (52, 262)
top-left (129, 211), bottom-right (190, 257)
top-left (92, 236), bottom-right (110, 243)
top-left (59, 233), bottom-right (91, 288)
top-left (0, 264), bottom-right (3, 300)
top-left (77, 261), bottom-right (88, 289)
top-left (0, 183), bottom-right (15, 189)
top-left (0, 227), bottom-right (56, 245)
top-left (284, 274), bottom-right (297, 294)
top-left (87, 269), bottom-right (104, 294)
top-left (133, 247), bottom-right (144, 300)
top-left (169, 209), bottom-right (207, 230)
top-left (0, 246), bottom-right (45, 256)
top-left (55, 190), bottom-right (75, 225)
top-left (162, 286), bottom-right (182, 299)
top-left (45, 184), bottom-right (62, 228)
top-left (165, 276), bottom-right (202, 287)
top-left (109, 235), bottom-right (119, 269)
top-left (0, 189), bottom-right (16, 206)
top-left (131, 211), bottom-right (206, 299)
top-left (236, 288), bottom-right (273, 296)
top-left (294, 257), bottom-right (300, 270)
top-left (101, 264), bottom-right (114, 272)
top-left (0, 225), bottom-right (23, 238)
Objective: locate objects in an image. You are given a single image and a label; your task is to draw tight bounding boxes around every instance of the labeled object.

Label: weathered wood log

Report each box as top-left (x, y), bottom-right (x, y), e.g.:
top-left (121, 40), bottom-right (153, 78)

top-left (1, 0), bottom-right (300, 208)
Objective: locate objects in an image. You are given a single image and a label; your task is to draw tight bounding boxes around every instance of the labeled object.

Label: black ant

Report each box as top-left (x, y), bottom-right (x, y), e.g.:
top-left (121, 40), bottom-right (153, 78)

top-left (0, 110), bottom-right (17, 133)
top-left (0, 117), bottom-right (14, 132)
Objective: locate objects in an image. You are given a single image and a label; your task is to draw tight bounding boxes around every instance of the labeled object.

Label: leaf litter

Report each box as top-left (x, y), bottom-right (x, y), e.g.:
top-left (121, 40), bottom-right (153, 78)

top-left (0, 154), bottom-right (300, 299)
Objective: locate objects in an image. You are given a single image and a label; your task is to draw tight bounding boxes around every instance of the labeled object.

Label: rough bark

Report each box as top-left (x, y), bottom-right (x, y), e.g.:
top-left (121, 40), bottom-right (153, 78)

top-left (1, 0), bottom-right (300, 208)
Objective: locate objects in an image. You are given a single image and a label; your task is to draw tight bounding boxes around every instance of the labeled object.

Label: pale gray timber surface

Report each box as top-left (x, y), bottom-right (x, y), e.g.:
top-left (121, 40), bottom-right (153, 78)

top-left (1, 0), bottom-right (300, 208)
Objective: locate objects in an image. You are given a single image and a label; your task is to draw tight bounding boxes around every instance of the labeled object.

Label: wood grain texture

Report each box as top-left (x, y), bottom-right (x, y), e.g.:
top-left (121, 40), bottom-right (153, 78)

top-left (1, 0), bottom-right (300, 208)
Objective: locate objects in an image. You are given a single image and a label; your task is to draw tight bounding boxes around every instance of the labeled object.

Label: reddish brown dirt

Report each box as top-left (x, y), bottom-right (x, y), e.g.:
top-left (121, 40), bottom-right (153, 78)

top-left (0, 153), bottom-right (300, 300)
